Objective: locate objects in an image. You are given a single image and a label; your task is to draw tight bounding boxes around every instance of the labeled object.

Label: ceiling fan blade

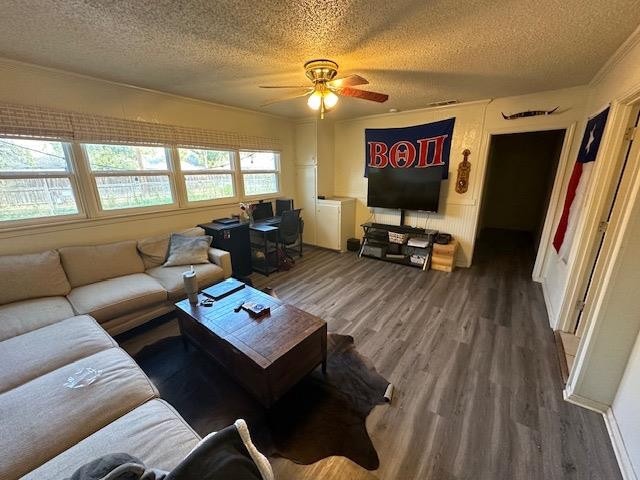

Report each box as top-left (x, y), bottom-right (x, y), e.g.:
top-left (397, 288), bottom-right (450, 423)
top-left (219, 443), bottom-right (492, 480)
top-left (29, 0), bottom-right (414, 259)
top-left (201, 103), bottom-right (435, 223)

top-left (327, 74), bottom-right (369, 88)
top-left (336, 87), bottom-right (389, 103)
top-left (261, 88), bottom-right (313, 107)
top-left (259, 85), bottom-right (310, 89)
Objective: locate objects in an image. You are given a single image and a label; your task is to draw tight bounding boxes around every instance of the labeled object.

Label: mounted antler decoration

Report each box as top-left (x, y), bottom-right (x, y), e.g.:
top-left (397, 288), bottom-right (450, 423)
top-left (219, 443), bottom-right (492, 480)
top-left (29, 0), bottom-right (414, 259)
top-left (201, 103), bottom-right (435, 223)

top-left (455, 149), bottom-right (471, 194)
top-left (501, 107), bottom-right (559, 120)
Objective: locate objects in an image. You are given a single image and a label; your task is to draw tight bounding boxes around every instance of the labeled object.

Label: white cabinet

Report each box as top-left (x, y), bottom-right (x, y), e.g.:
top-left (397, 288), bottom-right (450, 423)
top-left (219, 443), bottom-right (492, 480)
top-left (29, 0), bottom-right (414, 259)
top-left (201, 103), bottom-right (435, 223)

top-left (295, 122), bottom-right (317, 166)
top-left (316, 197), bottom-right (356, 252)
top-left (295, 120), bottom-right (335, 247)
top-left (316, 202), bottom-right (339, 249)
top-left (296, 165), bottom-right (317, 245)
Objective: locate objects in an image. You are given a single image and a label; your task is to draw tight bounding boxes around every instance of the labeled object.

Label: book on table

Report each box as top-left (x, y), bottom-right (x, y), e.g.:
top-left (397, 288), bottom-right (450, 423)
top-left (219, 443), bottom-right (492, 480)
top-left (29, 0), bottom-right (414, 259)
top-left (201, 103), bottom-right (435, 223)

top-left (202, 278), bottom-right (245, 301)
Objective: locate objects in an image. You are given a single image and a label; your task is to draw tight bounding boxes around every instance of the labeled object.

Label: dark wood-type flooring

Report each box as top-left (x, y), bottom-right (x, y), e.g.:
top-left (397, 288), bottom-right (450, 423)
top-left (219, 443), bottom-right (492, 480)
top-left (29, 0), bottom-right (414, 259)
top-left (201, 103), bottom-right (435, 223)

top-left (121, 230), bottom-right (621, 480)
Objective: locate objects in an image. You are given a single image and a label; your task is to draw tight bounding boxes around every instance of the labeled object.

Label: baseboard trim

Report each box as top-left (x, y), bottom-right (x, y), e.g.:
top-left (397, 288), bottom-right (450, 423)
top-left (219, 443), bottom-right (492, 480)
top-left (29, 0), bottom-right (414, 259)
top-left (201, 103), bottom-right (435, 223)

top-left (604, 408), bottom-right (638, 480)
top-left (563, 389), bottom-right (609, 414)
top-left (541, 280), bottom-right (557, 329)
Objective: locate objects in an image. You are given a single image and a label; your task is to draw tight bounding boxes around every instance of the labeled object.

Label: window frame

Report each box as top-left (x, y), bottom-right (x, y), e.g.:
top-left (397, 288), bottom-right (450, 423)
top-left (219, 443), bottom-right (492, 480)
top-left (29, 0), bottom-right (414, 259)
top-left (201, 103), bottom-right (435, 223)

top-left (174, 146), bottom-right (240, 207)
top-left (0, 139), bottom-right (283, 231)
top-left (81, 143), bottom-right (178, 216)
top-left (237, 149), bottom-right (281, 200)
top-left (0, 137), bottom-right (86, 227)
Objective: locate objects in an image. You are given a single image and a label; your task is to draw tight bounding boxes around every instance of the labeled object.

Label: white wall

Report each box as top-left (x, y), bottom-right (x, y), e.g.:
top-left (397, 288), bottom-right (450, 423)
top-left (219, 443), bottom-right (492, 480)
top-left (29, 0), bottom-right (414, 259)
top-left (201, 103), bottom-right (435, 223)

top-left (612, 331), bottom-right (640, 478)
top-left (0, 60), bottom-right (295, 254)
top-left (332, 86), bottom-right (589, 269)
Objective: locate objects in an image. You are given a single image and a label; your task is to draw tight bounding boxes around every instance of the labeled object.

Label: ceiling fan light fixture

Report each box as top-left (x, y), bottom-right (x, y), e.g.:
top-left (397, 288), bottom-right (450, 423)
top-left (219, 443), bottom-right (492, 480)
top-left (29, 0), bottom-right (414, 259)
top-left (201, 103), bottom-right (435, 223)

top-left (307, 90), bottom-right (323, 110)
top-left (260, 59), bottom-right (388, 118)
top-left (323, 90), bottom-right (339, 109)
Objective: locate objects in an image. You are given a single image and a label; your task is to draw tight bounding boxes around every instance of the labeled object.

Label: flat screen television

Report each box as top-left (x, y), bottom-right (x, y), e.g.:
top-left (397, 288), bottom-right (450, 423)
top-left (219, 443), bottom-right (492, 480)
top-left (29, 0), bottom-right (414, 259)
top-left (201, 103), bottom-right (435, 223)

top-left (367, 166), bottom-right (441, 212)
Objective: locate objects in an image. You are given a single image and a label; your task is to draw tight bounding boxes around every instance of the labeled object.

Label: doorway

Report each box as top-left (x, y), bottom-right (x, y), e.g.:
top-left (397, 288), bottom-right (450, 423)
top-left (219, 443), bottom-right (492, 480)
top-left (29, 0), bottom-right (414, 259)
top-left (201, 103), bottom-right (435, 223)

top-left (478, 129), bottom-right (566, 269)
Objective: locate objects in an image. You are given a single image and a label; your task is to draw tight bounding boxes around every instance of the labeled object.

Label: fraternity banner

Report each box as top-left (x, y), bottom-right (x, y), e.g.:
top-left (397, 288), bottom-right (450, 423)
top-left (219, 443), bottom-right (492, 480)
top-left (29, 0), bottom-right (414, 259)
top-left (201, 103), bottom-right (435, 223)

top-left (364, 117), bottom-right (455, 179)
top-left (553, 106), bottom-right (610, 262)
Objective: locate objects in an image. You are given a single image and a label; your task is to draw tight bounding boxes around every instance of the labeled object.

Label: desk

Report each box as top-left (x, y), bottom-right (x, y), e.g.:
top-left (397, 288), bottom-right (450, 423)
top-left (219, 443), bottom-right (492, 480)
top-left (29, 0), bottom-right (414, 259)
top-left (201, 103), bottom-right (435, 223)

top-left (250, 223), bottom-right (279, 276)
top-left (250, 216), bottom-right (304, 276)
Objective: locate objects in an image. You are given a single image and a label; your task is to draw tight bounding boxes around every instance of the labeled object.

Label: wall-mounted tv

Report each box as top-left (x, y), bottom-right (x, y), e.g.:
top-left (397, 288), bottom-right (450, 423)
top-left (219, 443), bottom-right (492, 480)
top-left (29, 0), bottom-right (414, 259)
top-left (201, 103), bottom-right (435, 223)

top-left (364, 117), bottom-right (454, 214)
top-left (367, 166), bottom-right (441, 212)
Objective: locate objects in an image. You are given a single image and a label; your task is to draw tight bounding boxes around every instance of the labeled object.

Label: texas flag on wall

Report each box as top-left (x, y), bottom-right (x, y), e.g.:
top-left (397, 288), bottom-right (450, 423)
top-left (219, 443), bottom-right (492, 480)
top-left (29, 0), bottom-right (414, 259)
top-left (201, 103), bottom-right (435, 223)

top-left (553, 106), bottom-right (610, 262)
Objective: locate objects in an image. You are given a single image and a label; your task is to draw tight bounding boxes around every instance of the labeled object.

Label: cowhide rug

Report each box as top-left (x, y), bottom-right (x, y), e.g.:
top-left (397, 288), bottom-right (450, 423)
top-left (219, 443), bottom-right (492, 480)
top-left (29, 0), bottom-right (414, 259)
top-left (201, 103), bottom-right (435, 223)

top-left (135, 333), bottom-right (390, 470)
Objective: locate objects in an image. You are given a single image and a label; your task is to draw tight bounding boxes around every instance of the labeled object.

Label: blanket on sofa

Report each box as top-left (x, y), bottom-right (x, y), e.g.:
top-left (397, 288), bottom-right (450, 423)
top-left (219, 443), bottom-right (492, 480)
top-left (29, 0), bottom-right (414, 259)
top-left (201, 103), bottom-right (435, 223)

top-left (65, 420), bottom-right (273, 480)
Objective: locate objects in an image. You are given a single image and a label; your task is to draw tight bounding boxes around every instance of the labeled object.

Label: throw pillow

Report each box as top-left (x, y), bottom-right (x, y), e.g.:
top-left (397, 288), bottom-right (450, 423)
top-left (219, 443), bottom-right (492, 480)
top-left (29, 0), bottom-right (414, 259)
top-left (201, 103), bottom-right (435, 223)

top-left (138, 228), bottom-right (207, 269)
top-left (137, 234), bottom-right (171, 269)
top-left (164, 234), bottom-right (212, 267)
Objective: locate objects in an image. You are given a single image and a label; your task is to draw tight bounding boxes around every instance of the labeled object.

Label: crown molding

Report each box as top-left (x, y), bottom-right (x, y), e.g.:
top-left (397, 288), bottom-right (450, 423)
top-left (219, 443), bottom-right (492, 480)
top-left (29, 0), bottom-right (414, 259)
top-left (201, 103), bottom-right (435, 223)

top-left (590, 25), bottom-right (640, 87)
top-left (333, 98), bottom-right (493, 124)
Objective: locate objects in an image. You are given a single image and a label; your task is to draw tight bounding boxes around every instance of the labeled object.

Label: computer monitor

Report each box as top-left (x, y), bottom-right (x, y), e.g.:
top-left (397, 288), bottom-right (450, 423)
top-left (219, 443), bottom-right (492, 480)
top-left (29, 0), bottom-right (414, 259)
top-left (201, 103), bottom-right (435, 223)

top-left (253, 201), bottom-right (274, 221)
top-left (276, 198), bottom-right (294, 216)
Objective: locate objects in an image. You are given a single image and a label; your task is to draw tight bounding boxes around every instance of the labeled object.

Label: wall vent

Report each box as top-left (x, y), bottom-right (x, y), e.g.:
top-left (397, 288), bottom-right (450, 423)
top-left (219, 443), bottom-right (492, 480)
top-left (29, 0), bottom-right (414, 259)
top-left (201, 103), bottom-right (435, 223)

top-left (426, 99), bottom-right (458, 108)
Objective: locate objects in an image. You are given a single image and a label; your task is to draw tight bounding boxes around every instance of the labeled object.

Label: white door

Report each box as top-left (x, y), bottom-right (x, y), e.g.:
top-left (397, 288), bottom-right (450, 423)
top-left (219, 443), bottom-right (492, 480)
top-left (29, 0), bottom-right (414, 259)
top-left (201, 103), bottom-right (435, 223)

top-left (575, 107), bottom-right (640, 336)
top-left (296, 165), bottom-right (317, 245)
top-left (316, 202), bottom-right (340, 250)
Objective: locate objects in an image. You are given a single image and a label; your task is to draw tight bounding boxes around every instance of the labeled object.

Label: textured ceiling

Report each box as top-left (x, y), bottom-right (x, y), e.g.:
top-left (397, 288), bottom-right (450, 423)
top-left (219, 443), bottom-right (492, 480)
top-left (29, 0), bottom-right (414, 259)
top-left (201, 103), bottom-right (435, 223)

top-left (0, 0), bottom-right (639, 119)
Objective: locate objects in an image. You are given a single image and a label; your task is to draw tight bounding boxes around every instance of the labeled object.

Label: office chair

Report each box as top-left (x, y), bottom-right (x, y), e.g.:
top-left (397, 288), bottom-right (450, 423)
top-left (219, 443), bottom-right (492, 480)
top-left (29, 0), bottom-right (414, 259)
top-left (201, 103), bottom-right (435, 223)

top-left (253, 201), bottom-right (274, 222)
top-left (276, 198), bottom-right (294, 217)
top-left (279, 208), bottom-right (302, 258)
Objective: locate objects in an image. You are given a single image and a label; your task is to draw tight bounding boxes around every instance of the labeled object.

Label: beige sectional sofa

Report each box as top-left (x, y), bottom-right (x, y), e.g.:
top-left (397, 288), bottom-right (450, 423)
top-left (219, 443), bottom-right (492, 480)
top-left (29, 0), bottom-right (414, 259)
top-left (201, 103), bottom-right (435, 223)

top-left (0, 227), bottom-right (242, 479)
top-left (0, 227), bottom-right (231, 337)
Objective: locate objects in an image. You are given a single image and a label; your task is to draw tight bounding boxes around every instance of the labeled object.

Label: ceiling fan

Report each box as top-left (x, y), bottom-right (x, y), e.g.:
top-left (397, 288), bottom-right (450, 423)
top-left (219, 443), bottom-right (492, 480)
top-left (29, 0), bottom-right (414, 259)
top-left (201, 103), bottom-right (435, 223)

top-left (260, 59), bottom-right (389, 118)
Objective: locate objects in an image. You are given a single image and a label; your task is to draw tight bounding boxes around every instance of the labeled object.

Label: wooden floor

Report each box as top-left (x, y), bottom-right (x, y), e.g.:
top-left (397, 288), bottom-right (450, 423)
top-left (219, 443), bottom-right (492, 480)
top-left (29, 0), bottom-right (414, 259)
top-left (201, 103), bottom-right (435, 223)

top-left (122, 230), bottom-right (621, 479)
top-left (250, 230), bottom-right (621, 480)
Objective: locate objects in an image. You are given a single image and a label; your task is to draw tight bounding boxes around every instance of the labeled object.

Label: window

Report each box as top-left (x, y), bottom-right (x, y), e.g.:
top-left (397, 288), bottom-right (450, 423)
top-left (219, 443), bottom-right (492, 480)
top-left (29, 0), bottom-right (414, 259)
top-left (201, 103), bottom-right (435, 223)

top-left (0, 138), bottom-right (81, 223)
top-left (177, 148), bottom-right (235, 203)
top-left (239, 150), bottom-right (280, 196)
top-left (83, 144), bottom-right (174, 211)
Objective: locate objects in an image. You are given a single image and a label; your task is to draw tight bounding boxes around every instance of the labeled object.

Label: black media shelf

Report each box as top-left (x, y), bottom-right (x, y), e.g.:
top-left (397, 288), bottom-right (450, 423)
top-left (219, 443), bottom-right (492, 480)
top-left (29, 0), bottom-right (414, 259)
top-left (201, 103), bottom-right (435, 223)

top-left (358, 222), bottom-right (438, 271)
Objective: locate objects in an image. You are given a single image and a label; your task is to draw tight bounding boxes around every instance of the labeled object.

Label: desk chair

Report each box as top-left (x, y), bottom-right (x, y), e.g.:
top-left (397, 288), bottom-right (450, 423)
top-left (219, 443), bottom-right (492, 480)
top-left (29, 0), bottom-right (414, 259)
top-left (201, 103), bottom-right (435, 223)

top-left (276, 198), bottom-right (294, 216)
top-left (279, 208), bottom-right (303, 258)
top-left (253, 201), bottom-right (274, 222)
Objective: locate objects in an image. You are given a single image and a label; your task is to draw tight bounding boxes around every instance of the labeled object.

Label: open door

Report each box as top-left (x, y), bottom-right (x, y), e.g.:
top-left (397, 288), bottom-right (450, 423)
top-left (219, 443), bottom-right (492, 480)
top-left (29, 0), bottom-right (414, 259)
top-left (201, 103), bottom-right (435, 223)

top-left (574, 106), bottom-right (640, 336)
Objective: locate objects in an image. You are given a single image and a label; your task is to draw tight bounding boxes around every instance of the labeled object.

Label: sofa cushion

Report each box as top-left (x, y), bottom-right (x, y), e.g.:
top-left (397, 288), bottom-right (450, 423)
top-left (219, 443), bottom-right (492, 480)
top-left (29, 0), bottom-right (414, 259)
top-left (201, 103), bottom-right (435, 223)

top-left (0, 296), bottom-right (75, 341)
top-left (0, 347), bottom-right (158, 480)
top-left (67, 273), bottom-right (167, 323)
top-left (137, 227), bottom-right (206, 269)
top-left (0, 315), bottom-right (116, 393)
top-left (22, 400), bottom-right (200, 480)
top-left (146, 263), bottom-right (225, 301)
top-left (164, 234), bottom-right (212, 267)
top-left (59, 240), bottom-right (145, 288)
top-left (0, 250), bottom-right (71, 305)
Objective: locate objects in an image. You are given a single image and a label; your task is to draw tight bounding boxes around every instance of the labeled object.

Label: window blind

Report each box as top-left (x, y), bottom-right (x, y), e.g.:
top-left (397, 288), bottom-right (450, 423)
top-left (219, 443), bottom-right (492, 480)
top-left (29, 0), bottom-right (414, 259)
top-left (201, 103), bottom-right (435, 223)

top-left (0, 102), bottom-right (282, 151)
top-left (0, 103), bottom-right (74, 140)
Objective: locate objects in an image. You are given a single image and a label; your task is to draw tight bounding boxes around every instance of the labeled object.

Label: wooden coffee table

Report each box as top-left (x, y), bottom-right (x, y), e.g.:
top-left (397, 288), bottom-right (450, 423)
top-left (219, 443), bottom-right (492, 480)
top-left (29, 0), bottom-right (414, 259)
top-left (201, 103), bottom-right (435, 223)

top-left (175, 279), bottom-right (327, 407)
